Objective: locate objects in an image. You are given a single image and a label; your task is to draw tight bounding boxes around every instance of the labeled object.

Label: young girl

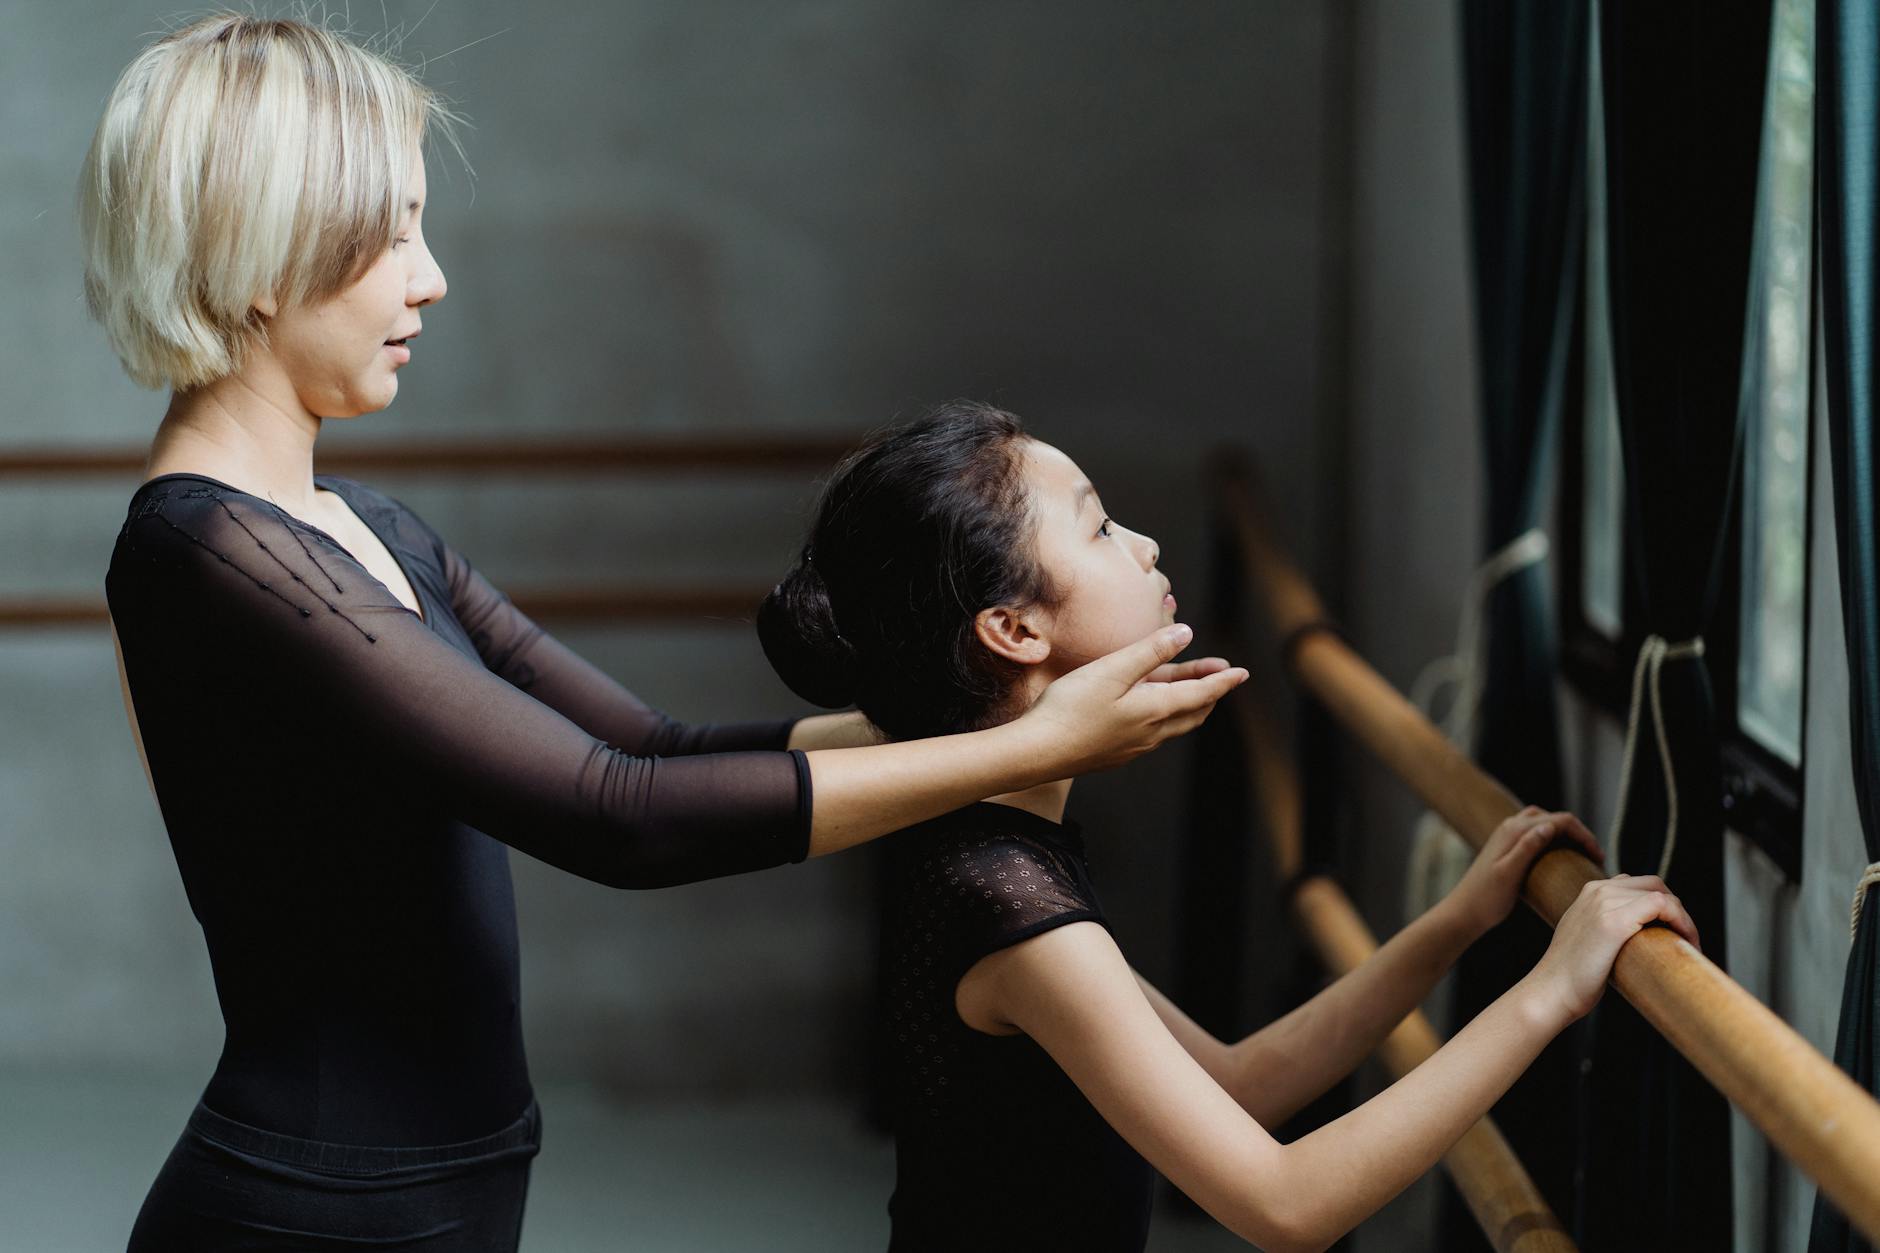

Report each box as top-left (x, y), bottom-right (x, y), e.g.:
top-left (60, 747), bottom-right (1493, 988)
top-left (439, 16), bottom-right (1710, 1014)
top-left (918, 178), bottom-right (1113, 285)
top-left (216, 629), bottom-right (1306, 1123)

top-left (758, 402), bottom-right (1701, 1252)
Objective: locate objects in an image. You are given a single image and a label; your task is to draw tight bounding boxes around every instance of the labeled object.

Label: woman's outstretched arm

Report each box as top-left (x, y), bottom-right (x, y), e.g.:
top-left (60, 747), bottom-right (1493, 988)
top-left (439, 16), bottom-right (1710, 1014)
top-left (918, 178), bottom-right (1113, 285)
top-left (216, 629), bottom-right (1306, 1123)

top-left (407, 489), bottom-right (1245, 828)
top-left (1136, 807), bottom-right (1606, 1129)
top-left (116, 486), bottom-right (1244, 889)
top-left (802, 639), bottom-right (1245, 858)
top-left (413, 498), bottom-right (797, 756)
top-left (787, 657), bottom-right (1240, 755)
top-left (963, 876), bottom-right (1698, 1252)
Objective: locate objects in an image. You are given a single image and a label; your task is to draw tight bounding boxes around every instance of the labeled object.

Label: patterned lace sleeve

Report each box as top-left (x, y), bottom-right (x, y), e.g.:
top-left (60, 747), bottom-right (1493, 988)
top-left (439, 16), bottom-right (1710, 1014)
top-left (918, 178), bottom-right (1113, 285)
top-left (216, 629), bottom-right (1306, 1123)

top-left (919, 833), bottom-right (1107, 990)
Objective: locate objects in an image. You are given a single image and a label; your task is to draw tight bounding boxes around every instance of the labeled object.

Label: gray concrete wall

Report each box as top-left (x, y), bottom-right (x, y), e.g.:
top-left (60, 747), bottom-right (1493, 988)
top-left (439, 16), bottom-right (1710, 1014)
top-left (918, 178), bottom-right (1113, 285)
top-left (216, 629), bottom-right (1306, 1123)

top-left (2, 0), bottom-right (1330, 1098)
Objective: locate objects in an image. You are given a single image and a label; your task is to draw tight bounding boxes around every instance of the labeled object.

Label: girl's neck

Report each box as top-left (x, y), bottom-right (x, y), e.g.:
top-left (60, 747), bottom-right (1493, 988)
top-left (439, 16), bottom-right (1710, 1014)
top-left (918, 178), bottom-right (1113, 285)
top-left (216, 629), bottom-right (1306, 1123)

top-left (980, 674), bottom-right (1073, 822)
top-left (984, 776), bottom-right (1072, 824)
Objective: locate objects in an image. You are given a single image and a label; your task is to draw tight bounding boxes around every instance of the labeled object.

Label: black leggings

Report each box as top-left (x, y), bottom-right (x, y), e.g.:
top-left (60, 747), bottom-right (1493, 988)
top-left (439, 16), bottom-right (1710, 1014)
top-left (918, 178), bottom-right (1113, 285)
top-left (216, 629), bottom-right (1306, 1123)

top-left (126, 1099), bottom-right (542, 1252)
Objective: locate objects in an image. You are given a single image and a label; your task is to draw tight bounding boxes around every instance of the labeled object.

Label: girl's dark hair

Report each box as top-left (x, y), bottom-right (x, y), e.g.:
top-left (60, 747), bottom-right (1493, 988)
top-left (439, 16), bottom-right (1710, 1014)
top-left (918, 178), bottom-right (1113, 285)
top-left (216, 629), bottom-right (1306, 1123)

top-left (757, 400), bottom-right (1058, 741)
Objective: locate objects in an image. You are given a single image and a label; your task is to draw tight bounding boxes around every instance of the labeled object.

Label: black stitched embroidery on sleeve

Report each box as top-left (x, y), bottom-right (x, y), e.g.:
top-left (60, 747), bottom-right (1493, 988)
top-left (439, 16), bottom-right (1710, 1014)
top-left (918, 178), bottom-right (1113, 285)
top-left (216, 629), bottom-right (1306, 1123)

top-left (157, 500), bottom-right (378, 644)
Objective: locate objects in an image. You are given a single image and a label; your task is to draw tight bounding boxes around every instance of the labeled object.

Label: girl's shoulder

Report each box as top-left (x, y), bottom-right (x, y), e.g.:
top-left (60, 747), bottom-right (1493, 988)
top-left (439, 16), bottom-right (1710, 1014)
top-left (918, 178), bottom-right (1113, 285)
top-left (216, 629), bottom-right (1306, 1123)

top-left (899, 803), bottom-right (1103, 937)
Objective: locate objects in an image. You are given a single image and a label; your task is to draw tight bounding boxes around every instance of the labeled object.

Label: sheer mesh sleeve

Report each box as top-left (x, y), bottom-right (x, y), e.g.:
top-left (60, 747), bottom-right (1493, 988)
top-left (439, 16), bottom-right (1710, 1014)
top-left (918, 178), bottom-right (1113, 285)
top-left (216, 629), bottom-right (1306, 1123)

top-left (111, 484), bottom-right (810, 888)
top-left (345, 477), bottom-right (799, 756)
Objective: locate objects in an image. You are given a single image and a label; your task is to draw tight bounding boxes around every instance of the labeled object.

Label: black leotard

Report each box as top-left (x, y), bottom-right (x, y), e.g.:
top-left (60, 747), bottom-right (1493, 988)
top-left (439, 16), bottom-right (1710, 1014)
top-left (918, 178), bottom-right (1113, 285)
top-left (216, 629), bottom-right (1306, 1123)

top-left (881, 802), bottom-right (1156, 1252)
top-left (106, 472), bottom-right (811, 1147)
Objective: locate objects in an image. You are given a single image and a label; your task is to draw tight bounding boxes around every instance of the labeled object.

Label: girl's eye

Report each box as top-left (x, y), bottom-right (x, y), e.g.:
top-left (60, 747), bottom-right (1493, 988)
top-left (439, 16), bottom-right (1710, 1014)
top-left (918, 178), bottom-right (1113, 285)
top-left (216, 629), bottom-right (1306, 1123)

top-left (393, 236), bottom-right (411, 249)
top-left (1097, 517), bottom-right (1113, 539)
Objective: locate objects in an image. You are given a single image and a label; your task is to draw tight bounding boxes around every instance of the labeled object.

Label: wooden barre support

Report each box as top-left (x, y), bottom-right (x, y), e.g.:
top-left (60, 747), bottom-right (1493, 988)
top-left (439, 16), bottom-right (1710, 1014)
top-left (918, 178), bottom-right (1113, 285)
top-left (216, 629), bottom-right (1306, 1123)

top-left (1236, 699), bottom-right (1576, 1252)
top-left (1217, 458), bottom-right (1880, 1244)
top-left (0, 585), bottom-right (771, 629)
top-left (0, 433), bottom-right (863, 479)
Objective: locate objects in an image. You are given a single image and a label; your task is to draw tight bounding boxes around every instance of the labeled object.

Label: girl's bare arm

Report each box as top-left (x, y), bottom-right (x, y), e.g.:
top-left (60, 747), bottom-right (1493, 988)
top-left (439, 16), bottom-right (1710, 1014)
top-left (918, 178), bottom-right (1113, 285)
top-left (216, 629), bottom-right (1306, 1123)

top-left (967, 873), bottom-right (1696, 1253)
top-left (1132, 893), bottom-right (1477, 1129)
top-left (1136, 807), bottom-right (1605, 1127)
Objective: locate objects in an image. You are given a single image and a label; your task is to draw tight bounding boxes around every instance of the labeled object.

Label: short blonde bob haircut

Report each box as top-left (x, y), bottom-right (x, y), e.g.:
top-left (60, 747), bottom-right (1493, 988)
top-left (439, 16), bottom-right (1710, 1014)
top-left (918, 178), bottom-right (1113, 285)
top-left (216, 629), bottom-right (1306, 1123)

top-left (78, 14), bottom-right (459, 391)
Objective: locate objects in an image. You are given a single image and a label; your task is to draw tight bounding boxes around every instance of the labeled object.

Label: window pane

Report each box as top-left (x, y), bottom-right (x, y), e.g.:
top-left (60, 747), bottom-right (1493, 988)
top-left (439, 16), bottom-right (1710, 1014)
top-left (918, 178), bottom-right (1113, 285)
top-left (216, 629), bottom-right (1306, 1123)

top-left (1737, 0), bottom-right (1813, 768)
top-left (1582, 5), bottom-right (1623, 640)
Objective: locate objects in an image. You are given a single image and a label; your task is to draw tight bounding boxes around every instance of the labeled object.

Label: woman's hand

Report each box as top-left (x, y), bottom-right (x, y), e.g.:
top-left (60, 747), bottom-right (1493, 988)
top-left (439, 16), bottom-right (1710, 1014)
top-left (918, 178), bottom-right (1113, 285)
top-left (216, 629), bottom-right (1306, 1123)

top-left (1447, 805), bottom-right (1604, 940)
top-left (1528, 873), bottom-right (1703, 1024)
top-left (1021, 624), bottom-right (1249, 775)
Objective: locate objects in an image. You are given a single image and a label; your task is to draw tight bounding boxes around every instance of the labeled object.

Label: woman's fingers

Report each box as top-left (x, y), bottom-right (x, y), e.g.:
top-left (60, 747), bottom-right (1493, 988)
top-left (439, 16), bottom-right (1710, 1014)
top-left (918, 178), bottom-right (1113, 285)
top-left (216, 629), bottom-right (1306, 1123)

top-left (1096, 624), bottom-right (1196, 687)
top-left (1146, 656), bottom-right (1232, 683)
top-left (1161, 666), bottom-right (1250, 715)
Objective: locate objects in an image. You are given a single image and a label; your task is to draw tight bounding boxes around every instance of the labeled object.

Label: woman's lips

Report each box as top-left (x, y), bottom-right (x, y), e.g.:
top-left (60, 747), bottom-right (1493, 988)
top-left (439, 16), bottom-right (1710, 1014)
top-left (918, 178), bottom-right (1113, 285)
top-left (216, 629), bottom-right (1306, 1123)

top-left (384, 341), bottom-right (411, 364)
top-left (1164, 592), bottom-right (1177, 613)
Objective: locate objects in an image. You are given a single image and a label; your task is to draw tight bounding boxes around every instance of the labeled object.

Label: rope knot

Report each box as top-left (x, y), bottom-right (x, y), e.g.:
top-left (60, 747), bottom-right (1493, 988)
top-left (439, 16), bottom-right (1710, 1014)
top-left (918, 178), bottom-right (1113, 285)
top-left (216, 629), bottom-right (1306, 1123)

top-left (1852, 862), bottom-right (1880, 942)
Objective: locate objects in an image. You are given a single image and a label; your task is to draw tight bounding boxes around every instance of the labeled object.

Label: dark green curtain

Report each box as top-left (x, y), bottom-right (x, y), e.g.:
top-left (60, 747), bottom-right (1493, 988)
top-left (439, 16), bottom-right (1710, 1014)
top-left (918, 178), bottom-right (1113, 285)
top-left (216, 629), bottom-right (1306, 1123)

top-left (1579, 2), bottom-right (1770, 1248)
top-left (1809, 2), bottom-right (1880, 1250)
top-left (1446, 3), bottom-right (1585, 1248)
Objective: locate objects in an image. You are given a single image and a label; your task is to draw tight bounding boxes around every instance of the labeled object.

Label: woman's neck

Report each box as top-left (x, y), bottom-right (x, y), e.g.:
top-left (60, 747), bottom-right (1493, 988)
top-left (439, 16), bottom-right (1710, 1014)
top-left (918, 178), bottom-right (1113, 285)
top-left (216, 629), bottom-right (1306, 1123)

top-left (146, 371), bottom-right (325, 517)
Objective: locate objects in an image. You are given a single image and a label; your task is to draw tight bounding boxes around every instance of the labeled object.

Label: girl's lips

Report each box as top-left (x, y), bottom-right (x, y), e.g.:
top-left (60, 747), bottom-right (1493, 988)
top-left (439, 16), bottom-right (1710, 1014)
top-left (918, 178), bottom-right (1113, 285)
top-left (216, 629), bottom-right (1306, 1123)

top-left (1164, 593), bottom-right (1177, 613)
top-left (384, 342), bottom-right (411, 364)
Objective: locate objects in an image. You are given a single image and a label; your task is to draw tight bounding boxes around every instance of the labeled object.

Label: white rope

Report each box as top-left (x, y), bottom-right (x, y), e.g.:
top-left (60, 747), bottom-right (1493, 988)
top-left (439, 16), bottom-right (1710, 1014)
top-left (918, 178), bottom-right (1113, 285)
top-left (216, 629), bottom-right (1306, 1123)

top-left (1853, 862), bottom-right (1880, 942)
top-left (1403, 528), bottom-right (1551, 922)
top-left (1407, 527), bottom-right (1552, 747)
top-left (1606, 634), bottom-right (1706, 882)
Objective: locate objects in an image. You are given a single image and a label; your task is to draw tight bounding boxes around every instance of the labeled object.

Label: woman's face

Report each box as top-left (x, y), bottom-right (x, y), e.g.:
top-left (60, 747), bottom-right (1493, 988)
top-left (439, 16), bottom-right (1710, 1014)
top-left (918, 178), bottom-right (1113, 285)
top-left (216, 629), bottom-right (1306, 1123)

top-left (260, 152), bottom-right (445, 419)
top-left (1019, 438), bottom-right (1175, 674)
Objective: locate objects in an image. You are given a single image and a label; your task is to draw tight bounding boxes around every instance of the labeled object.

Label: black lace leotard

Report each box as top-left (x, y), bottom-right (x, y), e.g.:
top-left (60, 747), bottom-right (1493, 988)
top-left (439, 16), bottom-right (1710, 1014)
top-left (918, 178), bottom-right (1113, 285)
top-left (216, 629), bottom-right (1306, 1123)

top-left (881, 802), bottom-right (1156, 1252)
top-left (106, 472), bottom-right (811, 1147)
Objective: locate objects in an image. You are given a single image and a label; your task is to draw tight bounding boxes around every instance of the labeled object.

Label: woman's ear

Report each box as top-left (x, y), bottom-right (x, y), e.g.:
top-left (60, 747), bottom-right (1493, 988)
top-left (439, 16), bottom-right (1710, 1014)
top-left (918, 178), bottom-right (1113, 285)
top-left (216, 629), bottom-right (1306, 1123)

top-left (974, 605), bottom-right (1050, 667)
top-left (252, 291), bottom-right (279, 319)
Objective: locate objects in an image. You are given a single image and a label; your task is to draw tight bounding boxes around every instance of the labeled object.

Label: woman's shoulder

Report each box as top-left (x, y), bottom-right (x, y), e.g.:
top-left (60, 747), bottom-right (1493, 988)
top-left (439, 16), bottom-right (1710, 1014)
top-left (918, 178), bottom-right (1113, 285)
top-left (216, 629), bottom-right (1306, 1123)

top-left (113, 472), bottom-right (280, 561)
top-left (108, 474), bottom-right (361, 614)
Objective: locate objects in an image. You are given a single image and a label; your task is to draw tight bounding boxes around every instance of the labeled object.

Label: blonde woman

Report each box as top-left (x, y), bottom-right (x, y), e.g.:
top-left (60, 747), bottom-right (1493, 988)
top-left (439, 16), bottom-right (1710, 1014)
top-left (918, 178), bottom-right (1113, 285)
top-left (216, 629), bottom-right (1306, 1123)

top-left (83, 16), bottom-right (1246, 1250)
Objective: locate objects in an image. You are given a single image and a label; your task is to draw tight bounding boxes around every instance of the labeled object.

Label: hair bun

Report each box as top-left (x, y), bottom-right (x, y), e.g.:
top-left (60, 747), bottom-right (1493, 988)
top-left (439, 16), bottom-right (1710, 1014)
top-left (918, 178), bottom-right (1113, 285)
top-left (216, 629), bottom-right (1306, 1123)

top-left (757, 557), bottom-right (858, 708)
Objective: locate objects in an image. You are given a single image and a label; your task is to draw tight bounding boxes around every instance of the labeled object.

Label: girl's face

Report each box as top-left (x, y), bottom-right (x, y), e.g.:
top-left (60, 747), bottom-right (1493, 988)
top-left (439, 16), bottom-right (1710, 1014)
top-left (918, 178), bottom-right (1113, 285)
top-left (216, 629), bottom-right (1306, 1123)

top-left (1017, 438), bottom-right (1175, 675)
top-left (258, 152), bottom-right (446, 419)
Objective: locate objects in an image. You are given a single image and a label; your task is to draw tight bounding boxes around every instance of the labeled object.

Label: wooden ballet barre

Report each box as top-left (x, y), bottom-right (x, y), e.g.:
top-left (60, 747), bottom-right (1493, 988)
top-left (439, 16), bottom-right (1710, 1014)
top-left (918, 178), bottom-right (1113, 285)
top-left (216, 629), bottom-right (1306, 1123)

top-left (1214, 456), bottom-right (1880, 1244)
top-left (1237, 699), bottom-right (1576, 1253)
top-left (0, 431), bottom-right (865, 478)
top-left (0, 584), bottom-right (769, 629)
top-left (0, 430), bottom-right (862, 628)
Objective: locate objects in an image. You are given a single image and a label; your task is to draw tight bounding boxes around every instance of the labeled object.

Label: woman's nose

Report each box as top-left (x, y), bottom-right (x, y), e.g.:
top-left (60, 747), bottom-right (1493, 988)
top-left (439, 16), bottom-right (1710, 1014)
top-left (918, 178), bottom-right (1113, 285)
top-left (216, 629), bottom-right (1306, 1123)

top-left (411, 247), bottom-right (447, 307)
top-left (1139, 533), bottom-right (1160, 570)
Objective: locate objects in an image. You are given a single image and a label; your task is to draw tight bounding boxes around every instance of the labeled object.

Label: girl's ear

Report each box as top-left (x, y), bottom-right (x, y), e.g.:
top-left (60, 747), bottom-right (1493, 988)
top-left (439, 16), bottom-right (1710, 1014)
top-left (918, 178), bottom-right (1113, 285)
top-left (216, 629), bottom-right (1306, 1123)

top-left (974, 605), bottom-right (1050, 667)
top-left (252, 291), bottom-right (279, 319)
